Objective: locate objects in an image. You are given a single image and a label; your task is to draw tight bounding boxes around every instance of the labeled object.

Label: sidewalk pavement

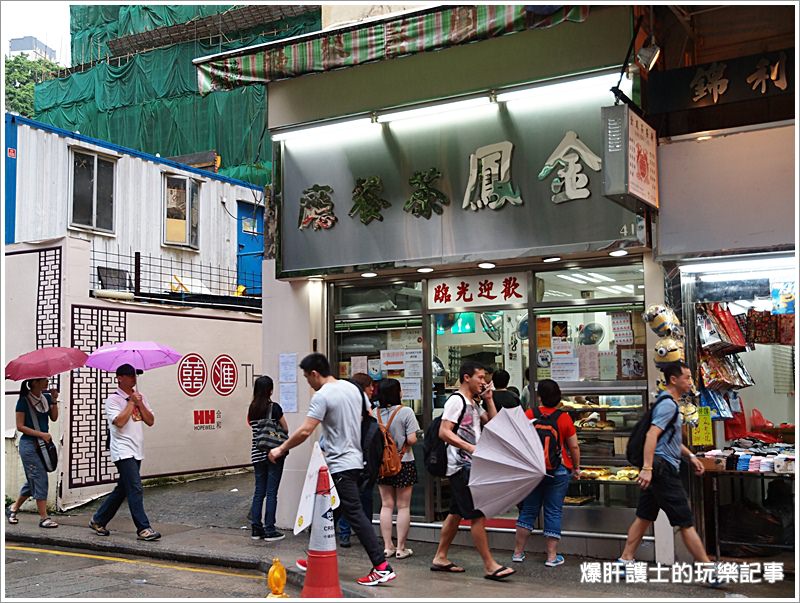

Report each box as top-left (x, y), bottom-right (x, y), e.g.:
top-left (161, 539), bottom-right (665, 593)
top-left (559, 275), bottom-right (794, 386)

top-left (4, 471), bottom-right (793, 599)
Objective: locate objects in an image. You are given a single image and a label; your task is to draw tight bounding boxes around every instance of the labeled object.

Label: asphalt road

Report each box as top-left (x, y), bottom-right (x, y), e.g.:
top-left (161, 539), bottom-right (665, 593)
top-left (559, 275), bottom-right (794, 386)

top-left (4, 544), bottom-right (297, 599)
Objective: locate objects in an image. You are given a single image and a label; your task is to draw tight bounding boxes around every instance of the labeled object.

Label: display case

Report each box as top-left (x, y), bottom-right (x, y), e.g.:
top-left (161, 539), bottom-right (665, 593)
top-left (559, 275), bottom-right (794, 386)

top-left (531, 264), bottom-right (649, 533)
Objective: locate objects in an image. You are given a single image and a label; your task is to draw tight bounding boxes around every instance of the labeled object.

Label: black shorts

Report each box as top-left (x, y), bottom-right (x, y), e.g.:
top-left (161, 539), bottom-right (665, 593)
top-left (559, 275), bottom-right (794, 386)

top-left (377, 461), bottom-right (418, 488)
top-left (448, 467), bottom-right (484, 520)
top-left (636, 456), bottom-right (694, 528)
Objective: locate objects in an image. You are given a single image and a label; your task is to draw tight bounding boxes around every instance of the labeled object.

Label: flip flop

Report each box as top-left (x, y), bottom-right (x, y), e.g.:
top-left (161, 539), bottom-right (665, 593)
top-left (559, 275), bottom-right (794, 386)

top-left (484, 566), bottom-right (515, 581)
top-left (430, 562), bottom-right (465, 573)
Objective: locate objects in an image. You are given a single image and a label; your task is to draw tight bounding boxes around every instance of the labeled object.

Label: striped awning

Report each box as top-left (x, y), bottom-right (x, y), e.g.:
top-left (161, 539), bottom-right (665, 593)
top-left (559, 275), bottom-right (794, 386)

top-left (195, 5), bottom-right (590, 94)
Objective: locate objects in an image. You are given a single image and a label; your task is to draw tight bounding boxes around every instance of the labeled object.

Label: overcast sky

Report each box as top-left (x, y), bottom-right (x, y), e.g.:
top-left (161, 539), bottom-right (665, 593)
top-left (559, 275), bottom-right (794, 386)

top-left (1, 1), bottom-right (73, 65)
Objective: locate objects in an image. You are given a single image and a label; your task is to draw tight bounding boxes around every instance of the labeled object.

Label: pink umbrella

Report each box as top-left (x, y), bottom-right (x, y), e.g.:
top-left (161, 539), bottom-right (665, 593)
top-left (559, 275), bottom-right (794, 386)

top-left (5, 347), bottom-right (89, 381)
top-left (85, 341), bottom-right (182, 372)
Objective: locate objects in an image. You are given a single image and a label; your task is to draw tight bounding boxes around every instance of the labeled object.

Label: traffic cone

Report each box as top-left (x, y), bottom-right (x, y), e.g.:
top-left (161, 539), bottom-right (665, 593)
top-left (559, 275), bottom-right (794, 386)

top-left (300, 466), bottom-right (342, 598)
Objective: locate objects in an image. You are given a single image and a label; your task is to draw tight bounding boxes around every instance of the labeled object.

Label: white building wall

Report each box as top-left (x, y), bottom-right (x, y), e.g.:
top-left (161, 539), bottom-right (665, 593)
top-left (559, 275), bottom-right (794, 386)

top-left (13, 123), bottom-right (261, 279)
top-left (5, 236), bottom-right (264, 511)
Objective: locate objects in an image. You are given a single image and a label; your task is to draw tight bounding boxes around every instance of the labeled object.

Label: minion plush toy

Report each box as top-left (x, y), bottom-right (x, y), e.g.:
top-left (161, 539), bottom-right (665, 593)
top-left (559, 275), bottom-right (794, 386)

top-left (653, 336), bottom-right (684, 367)
top-left (642, 305), bottom-right (683, 338)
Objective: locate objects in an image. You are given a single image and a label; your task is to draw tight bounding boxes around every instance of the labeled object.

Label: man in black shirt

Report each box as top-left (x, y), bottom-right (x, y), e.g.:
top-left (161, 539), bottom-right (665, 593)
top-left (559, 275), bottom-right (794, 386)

top-left (491, 369), bottom-right (522, 410)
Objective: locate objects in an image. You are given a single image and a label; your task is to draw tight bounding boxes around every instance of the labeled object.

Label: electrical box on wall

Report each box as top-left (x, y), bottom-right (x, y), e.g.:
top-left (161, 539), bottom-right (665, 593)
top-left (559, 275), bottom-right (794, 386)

top-left (601, 105), bottom-right (659, 214)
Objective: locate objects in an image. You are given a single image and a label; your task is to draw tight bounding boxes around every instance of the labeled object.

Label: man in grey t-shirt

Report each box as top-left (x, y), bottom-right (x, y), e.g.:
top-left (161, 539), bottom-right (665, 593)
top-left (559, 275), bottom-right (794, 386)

top-left (269, 353), bottom-right (395, 587)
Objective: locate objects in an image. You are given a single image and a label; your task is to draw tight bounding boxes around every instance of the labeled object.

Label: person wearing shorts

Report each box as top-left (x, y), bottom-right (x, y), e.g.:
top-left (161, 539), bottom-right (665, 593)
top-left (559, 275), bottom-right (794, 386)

top-left (430, 361), bottom-right (515, 582)
top-left (618, 362), bottom-right (717, 578)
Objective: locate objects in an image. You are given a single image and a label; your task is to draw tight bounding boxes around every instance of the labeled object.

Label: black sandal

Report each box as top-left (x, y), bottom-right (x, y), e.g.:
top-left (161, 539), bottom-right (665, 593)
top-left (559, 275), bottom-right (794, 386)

top-left (6, 506), bottom-right (18, 524)
top-left (39, 517), bottom-right (59, 528)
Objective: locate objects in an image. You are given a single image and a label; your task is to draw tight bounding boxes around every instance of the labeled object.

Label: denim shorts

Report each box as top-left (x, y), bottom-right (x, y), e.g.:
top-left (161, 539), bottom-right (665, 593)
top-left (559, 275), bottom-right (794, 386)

top-left (635, 456), bottom-right (694, 528)
top-left (516, 465), bottom-right (572, 538)
top-left (18, 437), bottom-right (49, 500)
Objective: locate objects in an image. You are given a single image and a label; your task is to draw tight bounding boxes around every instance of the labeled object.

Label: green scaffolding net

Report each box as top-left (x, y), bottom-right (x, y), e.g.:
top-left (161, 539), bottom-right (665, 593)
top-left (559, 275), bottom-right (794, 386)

top-left (38, 9), bottom-right (320, 187)
top-left (70, 5), bottom-right (238, 66)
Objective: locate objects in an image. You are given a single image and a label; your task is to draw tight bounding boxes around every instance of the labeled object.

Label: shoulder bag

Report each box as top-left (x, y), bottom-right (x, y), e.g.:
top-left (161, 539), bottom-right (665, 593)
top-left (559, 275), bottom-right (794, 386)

top-left (26, 397), bottom-right (58, 472)
top-left (253, 402), bottom-right (288, 452)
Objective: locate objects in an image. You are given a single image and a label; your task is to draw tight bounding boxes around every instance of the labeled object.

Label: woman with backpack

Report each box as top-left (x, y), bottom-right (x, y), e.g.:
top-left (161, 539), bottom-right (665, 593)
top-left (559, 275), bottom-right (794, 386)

top-left (374, 378), bottom-right (419, 559)
top-left (512, 379), bottom-right (581, 567)
top-left (247, 375), bottom-right (289, 542)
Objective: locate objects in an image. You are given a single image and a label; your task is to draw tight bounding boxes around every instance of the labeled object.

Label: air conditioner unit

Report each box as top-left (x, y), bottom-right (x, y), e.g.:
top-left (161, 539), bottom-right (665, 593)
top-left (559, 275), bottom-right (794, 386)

top-left (601, 104), bottom-right (659, 214)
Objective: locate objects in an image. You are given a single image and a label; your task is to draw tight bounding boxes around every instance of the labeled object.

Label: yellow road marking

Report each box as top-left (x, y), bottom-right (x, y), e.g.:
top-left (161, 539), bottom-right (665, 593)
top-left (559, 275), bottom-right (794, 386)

top-left (6, 545), bottom-right (263, 581)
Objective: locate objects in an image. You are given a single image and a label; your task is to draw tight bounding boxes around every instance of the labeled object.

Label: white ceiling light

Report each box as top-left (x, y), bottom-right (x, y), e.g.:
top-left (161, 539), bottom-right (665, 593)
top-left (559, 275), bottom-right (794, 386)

top-left (597, 286), bottom-right (619, 294)
top-left (586, 272), bottom-right (616, 282)
top-left (556, 274), bottom-right (589, 284)
top-left (543, 256), bottom-right (561, 263)
top-left (416, 267), bottom-right (434, 273)
top-left (272, 117), bottom-right (374, 142)
top-left (497, 71), bottom-right (629, 106)
top-left (361, 272), bottom-right (378, 278)
top-left (576, 273), bottom-right (603, 283)
top-left (478, 262), bottom-right (496, 269)
top-left (679, 256), bottom-right (796, 274)
top-left (377, 97), bottom-right (490, 123)
top-left (609, 250), bottom-right (629, 257)
top-left (308, 275), bottom-right (324, 281)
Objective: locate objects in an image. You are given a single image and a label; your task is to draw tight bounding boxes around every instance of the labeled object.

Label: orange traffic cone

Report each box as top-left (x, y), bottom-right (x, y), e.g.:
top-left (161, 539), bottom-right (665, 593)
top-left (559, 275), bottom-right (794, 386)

top-left (300, 466), bottom-right (342, 598)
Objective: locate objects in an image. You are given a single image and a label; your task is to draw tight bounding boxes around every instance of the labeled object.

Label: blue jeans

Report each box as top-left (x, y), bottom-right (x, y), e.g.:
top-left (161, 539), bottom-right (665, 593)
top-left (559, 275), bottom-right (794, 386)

top-left (18, 437), bottom-right (48, 500)
top-left (516, 466), bottom-right (572, 539)
top-left (93, 457), bottom-right (151, 533)
top-left (338, 486), bottom-right (373, 539)
top-left (251, 458), bottom-right (284, 532)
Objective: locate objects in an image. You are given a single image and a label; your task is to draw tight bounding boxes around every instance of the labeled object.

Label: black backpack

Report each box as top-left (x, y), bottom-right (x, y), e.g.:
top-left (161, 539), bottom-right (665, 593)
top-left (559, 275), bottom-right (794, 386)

top-left (423, 393), bottom-right (467, 477)
top-left (625, 393), bottom-right (680, 468)
top-left (531, 406), bottom-right (563, 471)
top-left (349, 379), bottom-right (383, 492)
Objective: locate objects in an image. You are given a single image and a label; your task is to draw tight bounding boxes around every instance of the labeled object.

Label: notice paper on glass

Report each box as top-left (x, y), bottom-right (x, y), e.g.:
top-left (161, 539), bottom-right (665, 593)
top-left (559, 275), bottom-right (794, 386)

top-left (404, 349), bottom-right (423, 362)
top-left (578, 345), bottom-right (599, 380)
top-left (599, 351), bottom-right (618, 380)
top-left (380, 349), bottom-right (405, 371)
top-left (279, 353), bottom-right (297, 383)
top-left (551, 358), bottom-right (579, 382)
top-left (280, 382), bottom-right (298, 413)
top-left (405, 361), bottom-right (423, 379)
top-left (351, 356), bottom-right (368, 375)
top-left (552, 339), bottom-right (574, 357)
top-left (399, 378), bottom-right (422, 400)
top-left (367, 359), bottom-right (382, 380)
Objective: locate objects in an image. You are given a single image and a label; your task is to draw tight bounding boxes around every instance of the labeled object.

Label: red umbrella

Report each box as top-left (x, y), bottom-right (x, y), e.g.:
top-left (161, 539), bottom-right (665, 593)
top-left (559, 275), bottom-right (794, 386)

top-left (5, 347), bottom-right (88, 381)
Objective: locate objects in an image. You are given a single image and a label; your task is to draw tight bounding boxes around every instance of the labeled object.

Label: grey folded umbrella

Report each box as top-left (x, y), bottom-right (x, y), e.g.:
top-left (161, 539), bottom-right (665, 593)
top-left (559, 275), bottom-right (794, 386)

top-left (468, 406), bottom-right (547, 518)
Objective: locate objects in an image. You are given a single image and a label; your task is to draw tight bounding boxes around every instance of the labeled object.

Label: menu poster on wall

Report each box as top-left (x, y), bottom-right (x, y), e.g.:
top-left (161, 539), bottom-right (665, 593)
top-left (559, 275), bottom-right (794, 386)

top-left (551, 357), bottom-right (579, 382)
top-left (578, 345), bottom-right (599, 379)
top-left (351, 356), bottom-right (368, 375)
top-left (389, 329), bottom-right (424, 348)
top-left (552, 321), bottom-right (568, 339)
top-left (367, 359), bottom-right (382, 380)
top-left (399, 378), bottom-right (422, 400)
top-left (599, 351), bottom-right (618, 380)
top-left (536, 317), bottom-right (552, 348)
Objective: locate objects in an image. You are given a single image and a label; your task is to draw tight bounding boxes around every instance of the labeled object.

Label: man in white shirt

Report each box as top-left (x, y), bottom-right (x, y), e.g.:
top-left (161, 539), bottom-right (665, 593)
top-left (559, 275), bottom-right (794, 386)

top-left (430, 361), bottom-right (515, 581)
top-left (269, 353), bottom-right (396, 587)
top-left (88, 364), bottom-right (160, 541)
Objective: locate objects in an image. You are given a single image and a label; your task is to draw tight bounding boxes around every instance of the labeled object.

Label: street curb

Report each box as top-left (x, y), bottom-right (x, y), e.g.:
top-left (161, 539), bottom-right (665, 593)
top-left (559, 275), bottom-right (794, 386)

top-left (5, 532), bottom-right (366, 598)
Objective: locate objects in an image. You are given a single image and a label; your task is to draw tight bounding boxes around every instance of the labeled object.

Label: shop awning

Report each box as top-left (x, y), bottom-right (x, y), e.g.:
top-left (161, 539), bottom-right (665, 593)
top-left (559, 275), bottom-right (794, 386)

top-left (193, 4), bottom-right (590, 94)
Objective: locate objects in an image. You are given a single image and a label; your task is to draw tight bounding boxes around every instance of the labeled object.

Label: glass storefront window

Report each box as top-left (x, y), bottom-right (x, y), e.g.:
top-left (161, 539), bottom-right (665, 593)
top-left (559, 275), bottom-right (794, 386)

top-left (335, 282), bottom-right (423, 314)
top-left (532, 307), bottom-right (646, 383)
top-left (538, 264), bottom-right (644, 302)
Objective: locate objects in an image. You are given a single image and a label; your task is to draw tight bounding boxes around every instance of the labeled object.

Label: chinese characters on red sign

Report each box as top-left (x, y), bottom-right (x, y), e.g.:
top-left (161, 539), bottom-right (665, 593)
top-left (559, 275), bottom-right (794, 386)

top-left (211, 354), bottom-right (238, 396)
top-left (178, 353), bottom-right (207, 397)
top-left (428, 273), bottom-right (528, 309)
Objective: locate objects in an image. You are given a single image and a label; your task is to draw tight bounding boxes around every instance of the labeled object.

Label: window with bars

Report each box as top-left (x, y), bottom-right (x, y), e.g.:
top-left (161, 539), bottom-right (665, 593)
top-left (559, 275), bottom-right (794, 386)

top-left (772, 345), bottom-right (795, 395)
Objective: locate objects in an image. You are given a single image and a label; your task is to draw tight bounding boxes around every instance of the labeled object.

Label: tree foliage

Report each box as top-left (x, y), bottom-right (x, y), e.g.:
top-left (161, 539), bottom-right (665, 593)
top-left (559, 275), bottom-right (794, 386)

top-left (4, 54), bottom-right (59, 118)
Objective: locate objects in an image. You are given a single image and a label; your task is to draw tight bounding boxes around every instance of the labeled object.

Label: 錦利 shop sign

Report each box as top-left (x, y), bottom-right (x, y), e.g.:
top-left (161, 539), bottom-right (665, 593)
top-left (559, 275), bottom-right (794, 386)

top-left (428, 273), bottom-right (528, 310)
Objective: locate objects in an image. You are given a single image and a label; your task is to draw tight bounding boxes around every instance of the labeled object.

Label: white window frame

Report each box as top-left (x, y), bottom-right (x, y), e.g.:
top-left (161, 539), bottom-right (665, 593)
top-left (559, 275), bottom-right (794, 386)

top-left (162, 173), bottom-right (200, 250)
top-left (69, 148), bottom-right (117, 234)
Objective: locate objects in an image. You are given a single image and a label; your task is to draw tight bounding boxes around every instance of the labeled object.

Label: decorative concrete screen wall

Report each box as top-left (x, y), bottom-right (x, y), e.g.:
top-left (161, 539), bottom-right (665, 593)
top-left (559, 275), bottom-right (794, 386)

top-left (4, 237), bottom-right (263, 510)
